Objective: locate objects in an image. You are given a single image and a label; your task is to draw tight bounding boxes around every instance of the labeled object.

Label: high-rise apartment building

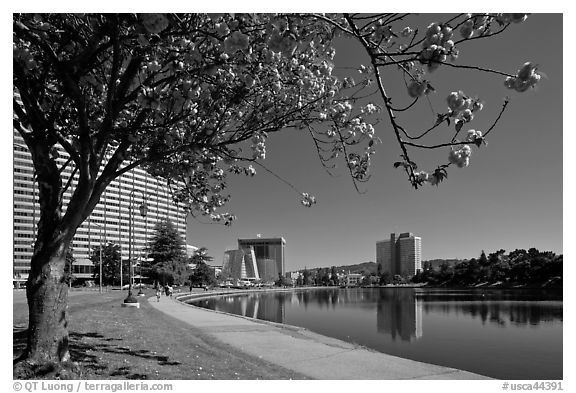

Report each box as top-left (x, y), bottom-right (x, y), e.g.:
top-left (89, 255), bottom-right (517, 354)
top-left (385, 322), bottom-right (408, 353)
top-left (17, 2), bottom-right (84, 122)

top-left (376, 233), bottom-right (422, 278)
top-left (238, 237), bottom-right (286, 277)
top-left (13, 132), bottom-right (187, 286)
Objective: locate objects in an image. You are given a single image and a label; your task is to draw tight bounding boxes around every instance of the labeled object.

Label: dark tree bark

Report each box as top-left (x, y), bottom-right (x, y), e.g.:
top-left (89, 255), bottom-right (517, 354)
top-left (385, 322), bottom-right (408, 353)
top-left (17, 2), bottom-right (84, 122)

top-left (25, 239), bottom-right (71, 363)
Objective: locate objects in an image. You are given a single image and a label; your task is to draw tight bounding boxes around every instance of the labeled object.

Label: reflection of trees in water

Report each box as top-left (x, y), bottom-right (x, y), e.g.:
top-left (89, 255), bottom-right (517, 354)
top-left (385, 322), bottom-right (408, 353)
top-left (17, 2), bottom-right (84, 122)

top-left (294, 289), bottom-right (342, 310)
top-left (312, 288), bottom-right (340, 309)
top-left (419, 291), bottom-right (563, 327)
top-left (415, 289), bottom-right (562, 302)
top-left (460, 302), bottom-right (562, 326)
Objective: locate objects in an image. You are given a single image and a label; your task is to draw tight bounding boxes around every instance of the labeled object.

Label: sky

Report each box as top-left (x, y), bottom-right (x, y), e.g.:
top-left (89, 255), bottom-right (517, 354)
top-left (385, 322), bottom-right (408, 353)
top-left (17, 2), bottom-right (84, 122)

top-left (186, 14), bottom-right (563, 271)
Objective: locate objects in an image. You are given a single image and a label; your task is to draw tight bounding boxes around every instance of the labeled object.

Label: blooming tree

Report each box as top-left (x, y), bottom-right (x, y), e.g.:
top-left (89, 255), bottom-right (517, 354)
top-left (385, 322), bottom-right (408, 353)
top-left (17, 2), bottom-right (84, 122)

top-left (13, 13), bottom-right (539, 373)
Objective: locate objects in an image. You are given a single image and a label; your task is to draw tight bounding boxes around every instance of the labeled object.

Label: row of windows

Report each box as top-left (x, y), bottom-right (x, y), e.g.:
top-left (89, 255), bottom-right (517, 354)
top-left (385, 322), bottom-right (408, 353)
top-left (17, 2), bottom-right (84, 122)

top-left (13, 209), bottom-right (36, 216)
top-left (14, 225), bottom-right (34, 231)
top-left (14, 189), bottom-right (35, 195)
top-left (14, 218), bottom-right (33, 223)
top-left (14, 195), bottom-right (183, 211)
top-left (13, 175), bottom-right (33, 182)
top-left (14, 197), bottom-right (36, 203)
top-left (13, 178), bottom-right (176, 201)
top-left (73, 265), bottom-right (94, 274)
top-left (13, 163), bottom-right (34, 170)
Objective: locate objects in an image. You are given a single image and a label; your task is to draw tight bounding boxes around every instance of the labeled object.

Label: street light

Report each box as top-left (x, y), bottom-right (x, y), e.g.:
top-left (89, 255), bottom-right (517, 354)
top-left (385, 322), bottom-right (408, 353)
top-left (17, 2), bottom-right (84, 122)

top-left (92, 221), bottom-right (104, 293)
top-left (137, 201), bottom-right (150, 297)
top-left (123, 189), bottom-right (147, 308)
top-left (137, 253), bottom-right (146, 297)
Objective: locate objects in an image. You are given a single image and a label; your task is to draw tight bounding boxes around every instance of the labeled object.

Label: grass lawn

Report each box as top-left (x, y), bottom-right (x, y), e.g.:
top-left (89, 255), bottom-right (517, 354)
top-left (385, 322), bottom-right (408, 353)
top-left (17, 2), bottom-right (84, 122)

top-left (13, 289), bottom-right (306, 380)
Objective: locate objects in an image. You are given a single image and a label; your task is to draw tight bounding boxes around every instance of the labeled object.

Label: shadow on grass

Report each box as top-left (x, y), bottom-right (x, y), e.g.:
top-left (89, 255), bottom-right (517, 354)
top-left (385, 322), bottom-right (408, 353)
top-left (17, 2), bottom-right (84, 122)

top-left (14, 328), bottom-right (181, 379)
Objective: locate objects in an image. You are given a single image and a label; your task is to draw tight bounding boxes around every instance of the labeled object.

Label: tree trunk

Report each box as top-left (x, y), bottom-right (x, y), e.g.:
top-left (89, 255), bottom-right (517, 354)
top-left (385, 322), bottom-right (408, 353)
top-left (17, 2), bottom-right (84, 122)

top-left (23, 237), bottom-right (71, 364)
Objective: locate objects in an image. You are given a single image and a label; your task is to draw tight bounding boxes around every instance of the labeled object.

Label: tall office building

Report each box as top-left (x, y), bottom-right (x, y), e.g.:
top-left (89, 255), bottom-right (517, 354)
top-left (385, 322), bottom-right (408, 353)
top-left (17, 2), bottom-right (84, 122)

top-left (221, 250), bottom-right (245, 280)
top-left (256, 258), bottom-right (278, 282)
top-left (238, 237), bottom-right (286, 277)
top-left (376, 233), bottom-right (422, 278)
top-left (221, 248), bottom-right (260, 281)
top-left (13, 132), bottom-right (187, 285)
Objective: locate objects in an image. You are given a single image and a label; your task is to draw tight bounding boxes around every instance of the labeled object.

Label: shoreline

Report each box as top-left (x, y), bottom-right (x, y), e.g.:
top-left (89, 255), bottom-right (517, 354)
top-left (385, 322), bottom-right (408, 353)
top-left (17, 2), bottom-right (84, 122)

top-left (147, 289), bottom-right (492, 380)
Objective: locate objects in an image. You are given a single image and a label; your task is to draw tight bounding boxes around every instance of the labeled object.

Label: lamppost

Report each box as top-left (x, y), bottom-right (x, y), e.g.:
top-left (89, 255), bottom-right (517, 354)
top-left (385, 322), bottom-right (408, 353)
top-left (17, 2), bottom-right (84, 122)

top-left (137, 202), bottom-right (149, 297)
top-left (137, 253), bottom-right (145, 297)
top-left (92, 221), bottom-right (104, 293)
top-left (123, 189), bottom-right (147, 308)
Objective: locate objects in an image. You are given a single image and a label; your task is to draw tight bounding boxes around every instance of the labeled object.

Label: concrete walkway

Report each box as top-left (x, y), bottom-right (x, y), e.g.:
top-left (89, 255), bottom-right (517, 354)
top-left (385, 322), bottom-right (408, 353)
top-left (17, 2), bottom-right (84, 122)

top-left (148, 293), bottom-right (491, 380)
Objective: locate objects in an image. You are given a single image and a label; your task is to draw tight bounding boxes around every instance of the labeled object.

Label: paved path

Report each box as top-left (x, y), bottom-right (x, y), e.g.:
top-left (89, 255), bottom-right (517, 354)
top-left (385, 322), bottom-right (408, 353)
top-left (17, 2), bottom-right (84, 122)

top-left (148, 293), bottom-right (491, 380)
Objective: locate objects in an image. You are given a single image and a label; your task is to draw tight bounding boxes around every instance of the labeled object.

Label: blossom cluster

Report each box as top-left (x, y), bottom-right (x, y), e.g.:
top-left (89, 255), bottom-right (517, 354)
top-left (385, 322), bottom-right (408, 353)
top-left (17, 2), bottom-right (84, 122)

top-left (361, 103), bottom-right (379, 115)
top-left (505, 62), bottom-right (541, 93)
top-left (251, 133), bottom-right (267, 160)
top-left (330, 101), bottom-right (353, 124)
top-left (494, 14), bottom-right (529, 24)
top-left (209, 212), bottom-right (236, 226)
top-left (420, 23), bottom-right (458, 72)
top-left (466, 129), bottom-right (483, 144)
top-left (244, 165), bottom-right (256, 177)
top-left (301, 193), bottom-right (317, 207)
top-left (460, 13), bottom-right (528, 40)
top-left (448, 145), bottom-right (472, 168)
top-left (347, 118), bottom-right (375, 142)
top-left (414, 170), bottom-right (440, 186)
top-left (446, 91), bottom-right (483, 124)
top-left (459, 15), bottom-right (486, 39)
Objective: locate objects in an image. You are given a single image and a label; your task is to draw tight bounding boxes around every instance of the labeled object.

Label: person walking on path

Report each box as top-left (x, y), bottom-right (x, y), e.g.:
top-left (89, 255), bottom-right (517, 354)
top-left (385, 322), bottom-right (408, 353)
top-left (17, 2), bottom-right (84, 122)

top-left (156, 288), bottom-right (161, 302)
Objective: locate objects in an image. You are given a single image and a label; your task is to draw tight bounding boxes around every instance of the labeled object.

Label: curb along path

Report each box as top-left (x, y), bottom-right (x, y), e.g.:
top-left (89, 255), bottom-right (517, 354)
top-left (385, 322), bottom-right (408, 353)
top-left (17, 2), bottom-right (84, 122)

top-left (148, 292), bottom-right (491, 380)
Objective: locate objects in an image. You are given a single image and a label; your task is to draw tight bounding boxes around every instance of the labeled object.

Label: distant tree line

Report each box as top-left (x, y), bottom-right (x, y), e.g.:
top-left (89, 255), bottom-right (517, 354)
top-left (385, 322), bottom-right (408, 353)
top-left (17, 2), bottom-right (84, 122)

top-left (411, 248), bottom-right (562, 288)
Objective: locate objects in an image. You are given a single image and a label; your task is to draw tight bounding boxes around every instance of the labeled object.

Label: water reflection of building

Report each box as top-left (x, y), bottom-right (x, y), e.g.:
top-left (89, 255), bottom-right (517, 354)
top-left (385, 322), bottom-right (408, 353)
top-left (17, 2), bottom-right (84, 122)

top-left (217, 294), bottom-right (286, 324)
top-left (377, 289), bottom-right (423, 341)
top-left (255, 294), bottom-right (285, 323)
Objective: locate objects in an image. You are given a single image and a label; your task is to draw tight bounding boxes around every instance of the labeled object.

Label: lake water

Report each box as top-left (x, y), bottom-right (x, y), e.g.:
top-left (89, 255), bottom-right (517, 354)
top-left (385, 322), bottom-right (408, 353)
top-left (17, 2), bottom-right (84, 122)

top-left (189, 288), bottom-right (563, 379)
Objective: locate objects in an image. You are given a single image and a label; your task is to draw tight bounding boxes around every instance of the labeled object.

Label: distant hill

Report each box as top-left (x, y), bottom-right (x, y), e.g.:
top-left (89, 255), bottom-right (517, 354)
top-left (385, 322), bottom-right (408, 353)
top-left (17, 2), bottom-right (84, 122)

top-left (292, 259), bottom-right (467, 276)
top-left (335, 261), bottom-right (377, 274)
top-left (298, 262), bottom-right (377, 275)
top-left (332, 260), bottom-right (469, 274)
